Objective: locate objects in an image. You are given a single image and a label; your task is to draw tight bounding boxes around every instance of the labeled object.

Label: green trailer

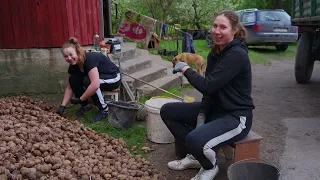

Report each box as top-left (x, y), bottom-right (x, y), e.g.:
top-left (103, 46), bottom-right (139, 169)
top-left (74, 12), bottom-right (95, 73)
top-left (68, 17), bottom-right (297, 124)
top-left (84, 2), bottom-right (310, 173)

top-left (292, 0), bottom-right (320, 83)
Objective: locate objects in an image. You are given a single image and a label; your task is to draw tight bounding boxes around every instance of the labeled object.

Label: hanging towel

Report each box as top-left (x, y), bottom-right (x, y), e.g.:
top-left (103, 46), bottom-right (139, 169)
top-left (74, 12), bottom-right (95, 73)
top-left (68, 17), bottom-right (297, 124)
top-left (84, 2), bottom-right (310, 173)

top-left (162, 24), bottom-right (167, 36)
top-left (182, 33), bottom-right (195, 53)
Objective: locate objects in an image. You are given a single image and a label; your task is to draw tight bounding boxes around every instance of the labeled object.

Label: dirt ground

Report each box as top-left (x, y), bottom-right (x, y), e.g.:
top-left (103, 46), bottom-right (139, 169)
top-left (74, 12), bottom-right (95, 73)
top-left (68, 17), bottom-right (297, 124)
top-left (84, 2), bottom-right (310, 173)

top-left (146, 59), bottom-right (320, 180)
top-left (28, 58), bottom-right (320, 180)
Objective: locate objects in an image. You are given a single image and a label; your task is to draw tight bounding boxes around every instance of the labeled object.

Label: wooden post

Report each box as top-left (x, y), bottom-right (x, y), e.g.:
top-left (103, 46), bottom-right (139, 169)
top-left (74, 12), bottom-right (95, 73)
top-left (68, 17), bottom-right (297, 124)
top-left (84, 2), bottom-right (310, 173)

top-left (100, 0), bottom-right (104, 39)
top-left (103, 0), bottom-right (113, 38)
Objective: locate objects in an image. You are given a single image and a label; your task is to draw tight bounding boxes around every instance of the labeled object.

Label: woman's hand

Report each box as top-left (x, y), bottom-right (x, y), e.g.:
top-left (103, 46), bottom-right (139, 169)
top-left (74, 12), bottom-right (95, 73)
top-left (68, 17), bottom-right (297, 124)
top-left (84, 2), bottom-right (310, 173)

top-left (173, 62), bottom-right (190, 74)
top-left (196, 113), bottom-right (206, 128)
top-left (56, 105), bottom-right (66, 115)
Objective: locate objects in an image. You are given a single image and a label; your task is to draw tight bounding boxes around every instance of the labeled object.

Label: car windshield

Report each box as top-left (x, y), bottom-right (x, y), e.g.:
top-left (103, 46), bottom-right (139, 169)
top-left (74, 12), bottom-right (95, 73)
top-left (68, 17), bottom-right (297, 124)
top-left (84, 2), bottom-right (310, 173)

top-left (259, 11), bottom-right (290, 22)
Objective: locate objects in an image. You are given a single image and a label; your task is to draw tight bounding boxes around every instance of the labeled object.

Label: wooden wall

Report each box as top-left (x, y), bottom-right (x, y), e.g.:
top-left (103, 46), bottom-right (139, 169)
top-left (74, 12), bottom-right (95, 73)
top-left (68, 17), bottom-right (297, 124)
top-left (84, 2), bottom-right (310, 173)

top-left (0, 0), bottom-right (102, 49)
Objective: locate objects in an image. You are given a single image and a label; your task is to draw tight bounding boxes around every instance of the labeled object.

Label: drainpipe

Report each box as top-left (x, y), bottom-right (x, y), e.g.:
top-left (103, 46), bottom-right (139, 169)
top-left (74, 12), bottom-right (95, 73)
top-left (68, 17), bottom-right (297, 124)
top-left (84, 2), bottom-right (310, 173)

top-left (100, 0), bottom-right (105, 39)
top-left (104, 0), bottom-right (113, 38)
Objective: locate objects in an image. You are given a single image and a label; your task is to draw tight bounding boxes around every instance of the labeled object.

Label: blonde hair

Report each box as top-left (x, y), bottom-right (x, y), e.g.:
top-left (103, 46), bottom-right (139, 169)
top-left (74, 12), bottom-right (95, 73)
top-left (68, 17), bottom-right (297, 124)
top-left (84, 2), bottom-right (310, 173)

top-left (212, 10), bottom-right (248, 53)
top-left (62, 37), bottom-right (85, 63)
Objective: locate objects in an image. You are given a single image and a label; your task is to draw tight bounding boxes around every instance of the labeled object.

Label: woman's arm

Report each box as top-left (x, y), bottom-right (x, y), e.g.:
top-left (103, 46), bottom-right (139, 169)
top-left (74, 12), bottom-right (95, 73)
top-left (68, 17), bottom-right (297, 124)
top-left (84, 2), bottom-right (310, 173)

top-left (61, 83), bottom-right (73, 106)
top-left (183, 51), bottom-right (246, 95)
top-left (80, 67), bottom-right (100, 101)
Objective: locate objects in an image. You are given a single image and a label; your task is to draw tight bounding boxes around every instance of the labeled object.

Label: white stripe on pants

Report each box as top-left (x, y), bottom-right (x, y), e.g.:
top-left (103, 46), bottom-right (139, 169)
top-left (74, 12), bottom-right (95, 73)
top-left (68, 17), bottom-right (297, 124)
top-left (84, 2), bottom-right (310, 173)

top-left (96, 73), bottom-right (121, 109)
top-left (203, 116), bottom-right (247, 166)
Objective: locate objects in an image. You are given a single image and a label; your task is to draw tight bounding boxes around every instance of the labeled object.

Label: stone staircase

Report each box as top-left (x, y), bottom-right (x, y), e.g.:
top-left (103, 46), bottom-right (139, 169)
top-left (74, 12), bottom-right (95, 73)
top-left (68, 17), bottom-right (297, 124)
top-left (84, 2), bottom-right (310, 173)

top-left (108, 42), bottom-right (183, 100)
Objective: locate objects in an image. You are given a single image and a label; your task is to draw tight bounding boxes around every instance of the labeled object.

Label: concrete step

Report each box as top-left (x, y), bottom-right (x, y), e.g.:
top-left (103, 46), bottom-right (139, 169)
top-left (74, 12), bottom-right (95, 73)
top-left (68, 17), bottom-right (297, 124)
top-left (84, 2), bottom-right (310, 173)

top-left (108, 42), bottom-right (138, 62)
top-left (150, 54), bottom-right (191, 86)
top-left (120, 56), bottom-right (152, 74)
top-left (150, 54), bottom-right (173, 68)
top-left (137, 75), bottom-right (183, 97)
top-left (117, 48), bottom-right (153, 74)
top-left (123, 65), bottom-right (167, 87)
top-left (166, 66), bottom-right (190, 86)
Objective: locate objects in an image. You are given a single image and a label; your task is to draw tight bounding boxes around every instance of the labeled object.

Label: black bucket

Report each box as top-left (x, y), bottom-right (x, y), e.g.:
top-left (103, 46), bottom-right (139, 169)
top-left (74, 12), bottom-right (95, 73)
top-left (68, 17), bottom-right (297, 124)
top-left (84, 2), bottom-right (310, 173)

top-left (128, 101), bottom-right (148, 121)
top-left (107, 101), bottom-right (139, 129)
top-left (174, 139), bottom-right (188, 158)
top-left (227, 161), bottom-right (280, 180)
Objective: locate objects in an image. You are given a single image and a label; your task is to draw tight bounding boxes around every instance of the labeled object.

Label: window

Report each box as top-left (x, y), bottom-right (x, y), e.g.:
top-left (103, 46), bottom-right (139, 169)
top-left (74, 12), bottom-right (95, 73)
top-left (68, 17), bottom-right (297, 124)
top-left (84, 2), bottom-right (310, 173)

top-left (242, 12), bottom-right (256, 23)
top-left (258, 11), bottom-right (291, 22)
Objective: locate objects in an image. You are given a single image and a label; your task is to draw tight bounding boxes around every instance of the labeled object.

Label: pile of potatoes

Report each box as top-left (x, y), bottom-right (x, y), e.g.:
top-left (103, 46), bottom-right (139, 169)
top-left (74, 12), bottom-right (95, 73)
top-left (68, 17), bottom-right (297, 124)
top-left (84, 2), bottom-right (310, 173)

top-left (0, 96), bottom-right (161, 180)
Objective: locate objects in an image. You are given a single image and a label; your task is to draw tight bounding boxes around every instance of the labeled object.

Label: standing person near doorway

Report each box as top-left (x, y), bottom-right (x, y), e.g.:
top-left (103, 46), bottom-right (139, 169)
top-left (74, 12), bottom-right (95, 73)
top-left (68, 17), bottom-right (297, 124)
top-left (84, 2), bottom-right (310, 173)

top-left (56, 37), bottom-right (121, 121)
top-left (160, 10), bottom-right (254, 180)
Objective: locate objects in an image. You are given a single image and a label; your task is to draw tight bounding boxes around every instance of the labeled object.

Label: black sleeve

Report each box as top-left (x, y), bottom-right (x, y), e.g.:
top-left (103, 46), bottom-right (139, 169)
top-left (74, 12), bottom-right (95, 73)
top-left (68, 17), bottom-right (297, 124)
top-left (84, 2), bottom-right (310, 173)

top-left (184, 50), bottom-right (246, 95)
top-left (199, 52), bottom-right (213, 116)
top-left (84, 55), bottom-right (99, 72)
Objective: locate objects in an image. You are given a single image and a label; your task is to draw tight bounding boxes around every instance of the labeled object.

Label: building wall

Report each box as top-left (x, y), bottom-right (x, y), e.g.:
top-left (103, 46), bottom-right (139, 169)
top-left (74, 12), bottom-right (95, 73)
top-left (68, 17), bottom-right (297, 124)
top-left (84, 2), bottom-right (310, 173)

top-left (0, 48), bottom-right (69, 96)
top-left (0, 0), bottom-right (102, 49)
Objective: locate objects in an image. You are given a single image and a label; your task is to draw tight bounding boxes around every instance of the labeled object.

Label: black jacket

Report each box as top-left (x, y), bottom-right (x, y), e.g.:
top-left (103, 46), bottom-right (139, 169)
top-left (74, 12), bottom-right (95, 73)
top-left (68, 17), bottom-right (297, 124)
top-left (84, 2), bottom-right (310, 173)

top-left (184, 39), bottom-right (254, 117)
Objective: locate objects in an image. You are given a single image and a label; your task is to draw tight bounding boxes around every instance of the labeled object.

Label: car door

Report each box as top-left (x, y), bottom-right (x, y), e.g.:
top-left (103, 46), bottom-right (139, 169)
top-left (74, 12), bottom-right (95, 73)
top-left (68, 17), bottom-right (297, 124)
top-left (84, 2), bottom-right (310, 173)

top-left (260, 11), bottom-right (284, 30)
top-left (257, 10), bottom-right (296, 42)
top-left (240, 11), bottom-right (256, 44)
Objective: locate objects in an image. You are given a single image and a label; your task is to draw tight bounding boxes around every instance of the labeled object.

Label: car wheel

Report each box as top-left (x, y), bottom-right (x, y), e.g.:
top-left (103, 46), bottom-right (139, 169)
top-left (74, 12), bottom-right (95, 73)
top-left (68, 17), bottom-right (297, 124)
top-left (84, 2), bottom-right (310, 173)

top-left (295, 32), bottom-right (315, 84)
top-left (206, 33), bottom-right (213, 48)
top-left (275, 44), bottom-right (288, 51)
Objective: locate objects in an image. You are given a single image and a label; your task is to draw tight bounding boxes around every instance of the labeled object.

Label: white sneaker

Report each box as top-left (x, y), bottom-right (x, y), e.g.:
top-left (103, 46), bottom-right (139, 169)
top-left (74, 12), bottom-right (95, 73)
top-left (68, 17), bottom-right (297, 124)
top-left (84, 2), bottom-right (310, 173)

top-left (167, 154), bottom-right (201, 170)
top-left (190, 166), bottom-right (219, 180)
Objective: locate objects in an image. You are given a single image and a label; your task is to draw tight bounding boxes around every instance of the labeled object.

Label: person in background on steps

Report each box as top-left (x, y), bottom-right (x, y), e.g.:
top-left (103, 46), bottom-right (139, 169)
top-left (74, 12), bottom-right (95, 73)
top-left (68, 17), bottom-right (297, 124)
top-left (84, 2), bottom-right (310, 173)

top-left (56, 37), bottom-right (121, 121)
top-left (160, 10), bottom-right (254, 180)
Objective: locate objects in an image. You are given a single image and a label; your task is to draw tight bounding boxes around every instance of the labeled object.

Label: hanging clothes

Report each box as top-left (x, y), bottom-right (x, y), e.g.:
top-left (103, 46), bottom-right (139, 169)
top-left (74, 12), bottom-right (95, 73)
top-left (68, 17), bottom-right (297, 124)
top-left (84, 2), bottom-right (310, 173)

top-left (182, 33), bottom-right (195, 53)
top-left (161, 23), bottom-right (167, 36)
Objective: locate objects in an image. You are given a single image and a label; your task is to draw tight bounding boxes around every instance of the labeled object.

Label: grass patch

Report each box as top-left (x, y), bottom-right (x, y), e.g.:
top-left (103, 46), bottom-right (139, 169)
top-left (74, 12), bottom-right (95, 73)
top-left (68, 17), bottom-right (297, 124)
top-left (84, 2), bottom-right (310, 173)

top-left (248, 44), bottom-right (296, 65)
top-left (149, 39), bottom-right (297, 65)
top-left (64, 105), bottom-right (147, 156)
top-left (139, 95), bottom-right (150, 104)
top-left (159, 87), bottom-right (181, 97)
top-left (182, 83), bottom-right (196, 89)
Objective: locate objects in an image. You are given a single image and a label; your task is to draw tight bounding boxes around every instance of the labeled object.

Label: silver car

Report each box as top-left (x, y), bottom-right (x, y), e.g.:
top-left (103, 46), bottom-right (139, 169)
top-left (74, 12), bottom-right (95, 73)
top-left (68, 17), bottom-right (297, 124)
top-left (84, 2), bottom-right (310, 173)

top-left (206, 9), bottom-right (298, 51)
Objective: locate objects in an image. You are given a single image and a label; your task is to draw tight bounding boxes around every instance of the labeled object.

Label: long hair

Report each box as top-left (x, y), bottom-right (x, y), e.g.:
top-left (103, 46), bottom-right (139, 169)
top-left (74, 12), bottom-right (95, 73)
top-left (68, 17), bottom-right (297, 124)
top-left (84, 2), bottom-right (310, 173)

top-left (62, 37), bottom-right (85, 63)
top-left (212, 10), bottom-right (248, 53)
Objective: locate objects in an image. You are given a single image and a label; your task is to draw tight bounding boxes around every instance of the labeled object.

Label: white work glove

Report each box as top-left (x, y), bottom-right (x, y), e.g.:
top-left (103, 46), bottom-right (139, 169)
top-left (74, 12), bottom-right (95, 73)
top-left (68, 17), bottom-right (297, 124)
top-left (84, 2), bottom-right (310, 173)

top-left (172, 62), bottom-right (189, 74)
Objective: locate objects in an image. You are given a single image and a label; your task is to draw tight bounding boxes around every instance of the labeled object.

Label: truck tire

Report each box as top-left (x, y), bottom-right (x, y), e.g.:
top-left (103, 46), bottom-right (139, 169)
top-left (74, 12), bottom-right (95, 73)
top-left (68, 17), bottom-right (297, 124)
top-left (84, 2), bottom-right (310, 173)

top-left (206, 33), bottom-right (213, 48)
top-left (295, 32), bottom-right (315, 84)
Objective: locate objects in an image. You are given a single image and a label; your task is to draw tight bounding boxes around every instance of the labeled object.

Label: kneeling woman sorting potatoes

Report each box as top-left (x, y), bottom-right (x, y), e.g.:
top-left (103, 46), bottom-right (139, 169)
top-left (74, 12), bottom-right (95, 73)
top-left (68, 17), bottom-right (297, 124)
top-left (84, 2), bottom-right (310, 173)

top-left (56, 37), bottom-right (121, 121)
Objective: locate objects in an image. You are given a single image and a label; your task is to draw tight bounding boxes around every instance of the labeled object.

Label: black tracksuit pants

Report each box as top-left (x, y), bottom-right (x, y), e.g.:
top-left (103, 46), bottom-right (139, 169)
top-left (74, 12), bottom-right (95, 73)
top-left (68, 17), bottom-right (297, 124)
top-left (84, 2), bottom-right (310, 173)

top-left (69, 74), bottom-right (121, 109)
top-left (160, 102), bottom-right (252, 169)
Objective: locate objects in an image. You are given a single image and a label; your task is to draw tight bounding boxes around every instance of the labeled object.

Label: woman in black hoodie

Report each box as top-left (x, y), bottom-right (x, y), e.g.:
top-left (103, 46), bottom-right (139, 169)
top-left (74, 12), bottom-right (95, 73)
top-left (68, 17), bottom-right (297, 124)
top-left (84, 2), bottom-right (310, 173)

top-left (160, 10), bottom-right (254, 180)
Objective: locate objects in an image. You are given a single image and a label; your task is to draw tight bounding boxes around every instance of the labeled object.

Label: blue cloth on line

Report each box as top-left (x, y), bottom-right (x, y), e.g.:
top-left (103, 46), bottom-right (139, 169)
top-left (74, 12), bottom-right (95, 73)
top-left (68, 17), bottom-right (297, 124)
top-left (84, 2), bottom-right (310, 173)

top-left (162, 24), bottom-right (166, 36)
top-left (182, 33), bottom-right (195, 53)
